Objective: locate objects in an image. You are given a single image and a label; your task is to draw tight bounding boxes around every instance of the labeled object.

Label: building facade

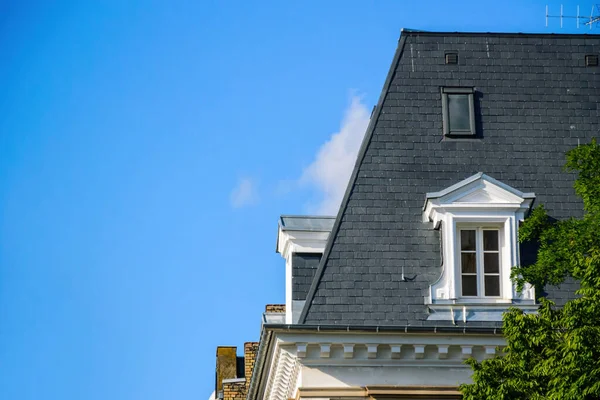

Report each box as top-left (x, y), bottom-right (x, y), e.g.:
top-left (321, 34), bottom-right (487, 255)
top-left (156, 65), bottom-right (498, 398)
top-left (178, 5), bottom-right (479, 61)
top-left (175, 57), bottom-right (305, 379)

top-left (214, 30), bottom-right (600, 400)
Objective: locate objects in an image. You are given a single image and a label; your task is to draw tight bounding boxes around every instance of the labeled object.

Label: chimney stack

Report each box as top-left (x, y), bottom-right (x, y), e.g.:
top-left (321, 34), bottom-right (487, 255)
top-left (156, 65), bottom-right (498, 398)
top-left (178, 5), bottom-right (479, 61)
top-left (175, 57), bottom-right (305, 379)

top-left (244, 342), bottom-right (259, 388)
top-left (215, 347), bottom-right (238, 397)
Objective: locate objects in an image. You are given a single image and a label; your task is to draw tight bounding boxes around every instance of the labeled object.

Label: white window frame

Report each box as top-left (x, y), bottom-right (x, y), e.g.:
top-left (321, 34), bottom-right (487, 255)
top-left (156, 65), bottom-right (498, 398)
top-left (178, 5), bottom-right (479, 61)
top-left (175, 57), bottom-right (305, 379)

top-left (457, 226), bottom-right (503, 299)
top-left (423, 173), bottom-right (536, 306)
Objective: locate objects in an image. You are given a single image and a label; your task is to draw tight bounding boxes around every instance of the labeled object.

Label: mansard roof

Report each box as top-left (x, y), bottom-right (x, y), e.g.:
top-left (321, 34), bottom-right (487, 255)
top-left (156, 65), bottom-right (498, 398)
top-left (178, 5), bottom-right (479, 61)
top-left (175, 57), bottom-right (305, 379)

top-left (298, 30), bottom-right (600, 327)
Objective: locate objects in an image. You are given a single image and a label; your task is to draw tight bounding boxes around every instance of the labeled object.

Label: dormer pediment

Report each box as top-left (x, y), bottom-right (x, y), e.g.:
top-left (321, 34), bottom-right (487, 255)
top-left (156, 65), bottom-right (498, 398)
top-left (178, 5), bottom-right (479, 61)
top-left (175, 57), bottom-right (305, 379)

top-left (423, 173), bottom-right (535, 224)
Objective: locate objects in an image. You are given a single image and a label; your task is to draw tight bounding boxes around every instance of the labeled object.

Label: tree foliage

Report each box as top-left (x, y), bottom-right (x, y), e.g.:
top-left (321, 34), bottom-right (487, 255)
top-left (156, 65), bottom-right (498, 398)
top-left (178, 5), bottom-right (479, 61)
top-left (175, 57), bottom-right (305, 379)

top-left (460, 139), bottom-right (600, 400)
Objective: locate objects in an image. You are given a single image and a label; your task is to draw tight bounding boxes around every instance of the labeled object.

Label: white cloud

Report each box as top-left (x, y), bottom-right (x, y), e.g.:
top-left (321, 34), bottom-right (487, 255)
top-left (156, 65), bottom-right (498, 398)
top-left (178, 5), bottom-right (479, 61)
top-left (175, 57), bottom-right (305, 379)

top-left (301, 96), bottom-right (370, 215)
top-left (230, 177), bottom-right (259, 208)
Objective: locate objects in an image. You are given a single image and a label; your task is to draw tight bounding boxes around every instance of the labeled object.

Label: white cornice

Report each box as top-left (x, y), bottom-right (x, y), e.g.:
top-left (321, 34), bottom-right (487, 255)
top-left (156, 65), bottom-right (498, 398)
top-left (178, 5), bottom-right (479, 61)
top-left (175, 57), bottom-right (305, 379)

top-left (264, 341), bottom-right (299, 400)
top-left (277, 230), bottom-right (330, 260)
top-left (277, 226), bottom-right (332, 324)
top-left (257, 330), bottom-right (505, 400)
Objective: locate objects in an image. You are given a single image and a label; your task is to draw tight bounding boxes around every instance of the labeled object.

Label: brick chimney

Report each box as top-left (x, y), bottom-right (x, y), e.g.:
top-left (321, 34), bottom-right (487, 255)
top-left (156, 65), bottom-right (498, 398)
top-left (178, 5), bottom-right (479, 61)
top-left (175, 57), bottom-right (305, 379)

top-left (222, 380), bottom-right (246, 400)
top-left (214, 306), bottom-right (283, 400)
top-left (244, 342), bottom-right (259, 388)
top-left (265, 304), bottom-right (286, 313)
top-left (215, 346), bottom-right (238, 396)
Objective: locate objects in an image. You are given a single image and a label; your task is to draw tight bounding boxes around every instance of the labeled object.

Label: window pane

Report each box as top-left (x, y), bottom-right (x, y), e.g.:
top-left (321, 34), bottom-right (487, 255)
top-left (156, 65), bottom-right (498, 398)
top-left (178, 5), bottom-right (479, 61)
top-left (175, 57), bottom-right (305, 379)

top-left (484, 230), bottom-right (499, 251)
top-left (485, 276), bottom-right (500, 296)
top-left (448, 94), bottom-right (470, 131)
top-left (484, 253), bottom-right (499, 273)
top-left (462, 276), bottom-right (477, 296)
top-left (461, 230), bottom-right (476, 251)
top-left (461, 253), bottom-right (476, 273)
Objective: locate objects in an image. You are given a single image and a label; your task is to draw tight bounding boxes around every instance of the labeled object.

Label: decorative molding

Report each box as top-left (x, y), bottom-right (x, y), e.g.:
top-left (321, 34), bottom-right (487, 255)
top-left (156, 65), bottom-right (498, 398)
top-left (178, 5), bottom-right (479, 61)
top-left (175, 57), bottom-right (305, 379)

top-left (297, 386), bottom-right (461, 399)
top-left (366, 385), bottom-right (461, 398)
top-left (261, 332), bottom-right (506, 400)
top-left (422, 173), bottom-right (536, 312)
top-left (427, 303), bottom-right (539, 322)
top-left (320, 344), bottom-right (331, 358)
top-left (390, 345), bottom-right (402, 359)
top-left (296, 343), bottom-right (307, 358)
top-left (367, 344), bottom-right (378, 359)
top-left (296, 387), bottom-right (367, 399)
top-left (265, 347), bottom-right (298, 400)
top-left (461, 346), bottom-right (473, 359)
top-left (414, 345), bottom-right (425, 359)
top-left (343, 344), bottom-right (355, 359)
top-left (437, 345), bottom-right (449, 359)
top-left (484, 345), bottom-right (497, 358)
top-left (277, 230), bottom-right (330, 261)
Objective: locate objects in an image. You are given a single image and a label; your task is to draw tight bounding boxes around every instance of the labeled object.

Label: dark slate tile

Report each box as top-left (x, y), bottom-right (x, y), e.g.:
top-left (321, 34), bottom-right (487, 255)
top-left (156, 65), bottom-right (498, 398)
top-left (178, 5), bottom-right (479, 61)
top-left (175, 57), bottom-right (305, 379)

top-left (301, 32), bottom-right (600, 327)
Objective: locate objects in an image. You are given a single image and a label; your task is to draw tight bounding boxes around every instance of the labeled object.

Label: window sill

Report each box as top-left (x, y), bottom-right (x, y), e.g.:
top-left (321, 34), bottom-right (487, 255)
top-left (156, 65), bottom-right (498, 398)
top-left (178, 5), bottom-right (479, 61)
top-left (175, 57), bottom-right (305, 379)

top-left (426, 302), bottom-right (538, 323)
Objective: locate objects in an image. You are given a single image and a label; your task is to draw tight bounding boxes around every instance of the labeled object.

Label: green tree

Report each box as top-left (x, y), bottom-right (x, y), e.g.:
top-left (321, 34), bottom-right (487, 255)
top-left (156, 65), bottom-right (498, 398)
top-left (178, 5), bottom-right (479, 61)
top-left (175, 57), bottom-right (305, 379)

top-left (460, 139), bottom-right (600, 400)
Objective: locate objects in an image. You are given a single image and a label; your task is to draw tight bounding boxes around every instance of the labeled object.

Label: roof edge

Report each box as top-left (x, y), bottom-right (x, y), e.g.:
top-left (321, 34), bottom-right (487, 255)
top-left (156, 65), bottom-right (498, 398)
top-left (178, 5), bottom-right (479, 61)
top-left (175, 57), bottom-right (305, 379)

top-left (399, 28), bottom-right (600, 38)
top-left (245, 328), bottom-right (274, 400)
top-left (263, 323), bottom-right (502, 335)
top-left (298, 32), bottom-right (410, 324)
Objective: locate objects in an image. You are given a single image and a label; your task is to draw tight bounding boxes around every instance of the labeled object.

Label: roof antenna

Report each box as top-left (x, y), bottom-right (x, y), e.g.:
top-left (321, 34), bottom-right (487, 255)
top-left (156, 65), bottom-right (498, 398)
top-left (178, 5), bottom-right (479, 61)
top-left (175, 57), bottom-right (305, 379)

top-left (546, 4), bottom-right (600, 28)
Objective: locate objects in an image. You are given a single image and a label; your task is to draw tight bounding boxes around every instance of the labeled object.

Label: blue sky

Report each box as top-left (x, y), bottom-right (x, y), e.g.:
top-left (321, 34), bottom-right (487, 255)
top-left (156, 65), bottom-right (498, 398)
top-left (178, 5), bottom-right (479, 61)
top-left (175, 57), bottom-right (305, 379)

top-left (0, 1), bottom-right (588, 399)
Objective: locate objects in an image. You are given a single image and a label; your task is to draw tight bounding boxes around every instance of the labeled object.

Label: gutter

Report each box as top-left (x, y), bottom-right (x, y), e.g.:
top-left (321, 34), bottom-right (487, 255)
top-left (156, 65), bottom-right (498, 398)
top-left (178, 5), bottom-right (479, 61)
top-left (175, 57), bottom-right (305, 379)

top-left (262, 323), bottom-right (501, 335)
top-left (245, 327), bottom-right (274, 400)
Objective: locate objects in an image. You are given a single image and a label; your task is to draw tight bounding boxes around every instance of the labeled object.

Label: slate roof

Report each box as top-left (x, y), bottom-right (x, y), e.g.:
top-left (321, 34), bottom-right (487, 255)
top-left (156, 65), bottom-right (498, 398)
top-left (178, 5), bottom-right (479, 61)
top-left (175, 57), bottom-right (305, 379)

top-left (292, 253), bottom-right (322, 301)
top-left (299, 30), bottom-right (600, 327)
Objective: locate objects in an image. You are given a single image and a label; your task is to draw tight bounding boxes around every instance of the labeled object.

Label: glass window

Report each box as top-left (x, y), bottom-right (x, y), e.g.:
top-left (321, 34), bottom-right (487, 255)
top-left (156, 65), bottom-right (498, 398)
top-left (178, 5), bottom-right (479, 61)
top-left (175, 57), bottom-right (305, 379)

top-left (442, 88), bottom-right (476, 136)
top-left (459, 228), bottom-right (501, 297)
top-left (448, 94), bottom-right (471, 131)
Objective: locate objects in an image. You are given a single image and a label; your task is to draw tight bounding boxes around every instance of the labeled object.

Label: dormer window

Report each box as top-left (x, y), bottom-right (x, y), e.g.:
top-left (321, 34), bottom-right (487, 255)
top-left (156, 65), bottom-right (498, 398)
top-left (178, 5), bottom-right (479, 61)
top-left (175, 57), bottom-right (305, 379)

top-left (423, 173), bottom-right (537, 321)
top-left (276, 216), bottom-right (334, 324)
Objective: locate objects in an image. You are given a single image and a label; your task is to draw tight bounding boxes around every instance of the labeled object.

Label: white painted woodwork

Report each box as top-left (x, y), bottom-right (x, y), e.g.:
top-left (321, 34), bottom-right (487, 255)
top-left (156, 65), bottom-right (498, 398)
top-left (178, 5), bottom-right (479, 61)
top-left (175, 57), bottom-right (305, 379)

top-left (260, 331), bottom-right (506, 400)
top-left (422, 173), bottom-right (537, 317)
top-left (277, 225), bottom-right (331, 324)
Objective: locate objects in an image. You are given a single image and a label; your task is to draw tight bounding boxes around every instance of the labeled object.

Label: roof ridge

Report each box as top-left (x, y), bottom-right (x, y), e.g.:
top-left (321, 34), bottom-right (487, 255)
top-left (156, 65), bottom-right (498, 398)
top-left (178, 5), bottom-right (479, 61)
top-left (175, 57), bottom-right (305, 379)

top-left (297, 32), bottom-right (410, 324)
top-left (399, 29), bottom-right (600, 38)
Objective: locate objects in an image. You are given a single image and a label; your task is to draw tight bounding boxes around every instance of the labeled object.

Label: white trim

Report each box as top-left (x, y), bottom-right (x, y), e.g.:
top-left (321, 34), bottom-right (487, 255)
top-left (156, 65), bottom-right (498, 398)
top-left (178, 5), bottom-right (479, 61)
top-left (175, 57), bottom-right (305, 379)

top-left (424, 172), bottom-right (535, 204)
top-left (277, 227), bottom-right (331, 324)
top-left (457, 227), bottom-right (502, 299)
top-left (264, 341), bottom-right (299, 400)
top-left (423, 174), bottom-right (536, 315)
top-left (222, 378), bottom-right (246, 384)
top-left (258, 330), bottom-right (506, 400)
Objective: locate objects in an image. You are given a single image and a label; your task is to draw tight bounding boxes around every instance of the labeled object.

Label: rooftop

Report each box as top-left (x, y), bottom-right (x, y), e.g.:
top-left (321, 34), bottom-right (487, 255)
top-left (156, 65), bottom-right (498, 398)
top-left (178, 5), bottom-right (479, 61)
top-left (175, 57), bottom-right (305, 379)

top-left (278, 215), bottom-right (335, 232)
